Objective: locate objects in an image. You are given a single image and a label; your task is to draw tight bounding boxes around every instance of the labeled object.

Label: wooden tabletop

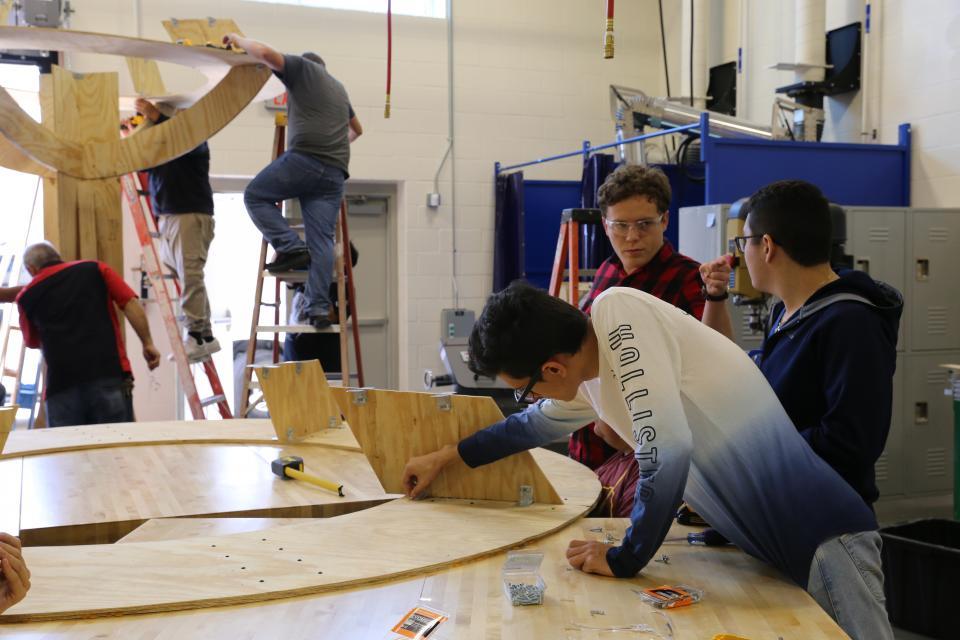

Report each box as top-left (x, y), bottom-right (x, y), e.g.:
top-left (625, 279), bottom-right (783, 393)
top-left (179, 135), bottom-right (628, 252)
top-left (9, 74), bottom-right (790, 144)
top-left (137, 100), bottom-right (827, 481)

top-left (0, 517), bottom-right (847, 639)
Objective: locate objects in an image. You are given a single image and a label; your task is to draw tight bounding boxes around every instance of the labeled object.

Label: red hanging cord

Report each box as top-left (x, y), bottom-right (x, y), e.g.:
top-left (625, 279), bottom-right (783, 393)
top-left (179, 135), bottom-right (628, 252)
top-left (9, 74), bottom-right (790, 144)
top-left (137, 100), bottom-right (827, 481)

top-left (604, 0), bottom-right (615, 59)
top-left (385, 0), bottom-right (392, 117)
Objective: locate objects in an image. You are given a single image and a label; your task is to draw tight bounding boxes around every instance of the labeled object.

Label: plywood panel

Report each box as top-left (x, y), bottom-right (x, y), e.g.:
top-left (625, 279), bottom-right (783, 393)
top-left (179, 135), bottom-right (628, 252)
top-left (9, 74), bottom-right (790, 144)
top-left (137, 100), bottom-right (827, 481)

top-left (255, 360), bottom-right (342, 442)
top-left (75, 178), bottom-right (122, 273)
top-left (0, 404), bottom-right (14, 453)
top-left (331, 388), bottom-right (562, 504)
top-left (0, 419), bottom-right (359, 460)
top-left (162, 18), bottom-right (244, 47)
top-left (126, 57), bottom-right (167, 97)
top-left (17, 443), bottom-right (391, 546)
top-left (0, 518), bottom-right (847, 639)
top-left (0, 136), bottom-right (54, 177)
top-left (0, 28), bottom-right (271, 179)
top-left (2, 448), bottom-right (597, 622)
top-left (0, 457), bottom-right (22, 535)
top-left (119, 517), bottom-right (307, 543)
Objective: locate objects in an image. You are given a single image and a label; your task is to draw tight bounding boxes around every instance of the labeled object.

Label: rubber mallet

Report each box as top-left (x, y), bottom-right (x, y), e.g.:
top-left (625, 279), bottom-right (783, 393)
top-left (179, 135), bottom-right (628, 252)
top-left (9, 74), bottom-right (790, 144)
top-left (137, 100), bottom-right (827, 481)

top-left (271, 455), bottom-right (344, 497)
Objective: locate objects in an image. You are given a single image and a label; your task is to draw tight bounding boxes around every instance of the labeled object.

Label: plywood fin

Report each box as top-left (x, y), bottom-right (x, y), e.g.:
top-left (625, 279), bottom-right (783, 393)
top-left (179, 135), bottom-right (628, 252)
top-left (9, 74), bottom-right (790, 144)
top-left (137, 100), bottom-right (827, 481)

top-left (0, 405), bottom-right (16, 454)
top-left (162, 18), bottom-right (244, 47)
top-left (330, 388), bottom-right (562, 505)
top-left (126, 57), bottom-right (167, 97)
top-left (255, 360), bottom-right (342, 443)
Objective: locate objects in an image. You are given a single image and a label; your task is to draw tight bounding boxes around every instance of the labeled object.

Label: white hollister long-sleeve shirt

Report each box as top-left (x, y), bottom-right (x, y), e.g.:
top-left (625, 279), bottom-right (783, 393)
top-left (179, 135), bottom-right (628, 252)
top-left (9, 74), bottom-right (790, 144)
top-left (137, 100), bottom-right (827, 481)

top-left (457, 287), bottom-right (877, 587)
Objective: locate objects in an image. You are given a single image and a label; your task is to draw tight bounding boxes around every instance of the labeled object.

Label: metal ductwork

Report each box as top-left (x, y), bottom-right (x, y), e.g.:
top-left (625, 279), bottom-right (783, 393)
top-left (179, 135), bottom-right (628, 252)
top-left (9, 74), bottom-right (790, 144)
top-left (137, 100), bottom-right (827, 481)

top-left (610, 85), bottom-right (773, 144)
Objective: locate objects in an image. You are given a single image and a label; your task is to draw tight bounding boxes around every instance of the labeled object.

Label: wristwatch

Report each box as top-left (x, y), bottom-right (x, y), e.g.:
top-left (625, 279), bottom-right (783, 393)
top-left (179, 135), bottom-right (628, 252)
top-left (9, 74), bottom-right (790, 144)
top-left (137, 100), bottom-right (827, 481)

top-left (701, 286), bottom-right (729, 302)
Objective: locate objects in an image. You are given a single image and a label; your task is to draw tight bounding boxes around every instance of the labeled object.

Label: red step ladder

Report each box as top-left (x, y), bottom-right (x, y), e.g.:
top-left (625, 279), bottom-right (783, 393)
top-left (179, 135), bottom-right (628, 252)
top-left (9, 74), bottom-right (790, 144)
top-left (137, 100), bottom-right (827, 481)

top-left (120, 171), bottom-right (232, 420)
top-left (548, 208), bottom-right (603, 307)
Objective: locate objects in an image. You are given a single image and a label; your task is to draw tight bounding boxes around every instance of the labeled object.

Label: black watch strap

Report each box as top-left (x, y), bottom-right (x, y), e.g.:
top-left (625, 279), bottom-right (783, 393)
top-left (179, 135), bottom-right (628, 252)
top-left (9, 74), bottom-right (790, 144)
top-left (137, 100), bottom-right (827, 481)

top-left (702, 286), bottom-right (729, 302)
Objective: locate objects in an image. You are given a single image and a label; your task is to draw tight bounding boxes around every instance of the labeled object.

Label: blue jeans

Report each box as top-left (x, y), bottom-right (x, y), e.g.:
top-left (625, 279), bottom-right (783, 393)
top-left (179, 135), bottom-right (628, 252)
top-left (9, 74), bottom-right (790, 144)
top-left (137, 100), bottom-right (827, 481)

top-left (46, 376), bottom-right (134, 427)
top-left (244, 151), bottom-right (346, 317)
top-left (807, 531), bottom-right (894, 640)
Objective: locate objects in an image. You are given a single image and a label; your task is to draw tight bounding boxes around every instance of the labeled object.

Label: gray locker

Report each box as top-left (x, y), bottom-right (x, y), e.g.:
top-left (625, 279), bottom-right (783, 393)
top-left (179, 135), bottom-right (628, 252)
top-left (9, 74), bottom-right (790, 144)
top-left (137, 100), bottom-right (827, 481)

top-left (909, 211), bottom-right (960, 351)
top-left (874, 353), bottom-right (905, 498)
top-left (844, 207), bottom-right (907, 351)
top-left (902, 351), bottom-right (958, 494)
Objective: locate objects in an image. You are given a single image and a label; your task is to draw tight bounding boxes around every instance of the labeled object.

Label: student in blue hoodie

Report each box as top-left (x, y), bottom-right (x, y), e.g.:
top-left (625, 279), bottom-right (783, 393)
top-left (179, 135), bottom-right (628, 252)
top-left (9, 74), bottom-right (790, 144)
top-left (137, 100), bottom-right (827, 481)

top-left (700, 180), bottom-right (903, 508)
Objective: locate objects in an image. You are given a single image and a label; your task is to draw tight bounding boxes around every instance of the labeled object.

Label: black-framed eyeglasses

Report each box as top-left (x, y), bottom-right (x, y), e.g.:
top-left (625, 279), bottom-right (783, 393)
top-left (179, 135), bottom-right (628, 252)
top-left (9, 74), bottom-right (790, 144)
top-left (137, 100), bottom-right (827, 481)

top-left (731, 234), bottom-right (763, 253)
top-left (513, 368), bottom-right (543, 404)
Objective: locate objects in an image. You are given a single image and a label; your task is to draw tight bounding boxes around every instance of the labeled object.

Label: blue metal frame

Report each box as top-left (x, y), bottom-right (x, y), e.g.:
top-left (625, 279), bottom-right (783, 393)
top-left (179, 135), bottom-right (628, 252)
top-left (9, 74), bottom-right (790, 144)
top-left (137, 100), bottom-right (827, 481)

top-left (494, 122), bottom-right (702, 176)
top-left (699, 114), bottom-right (912, 206)
top-left (496, 112), bottom-right (911, 209)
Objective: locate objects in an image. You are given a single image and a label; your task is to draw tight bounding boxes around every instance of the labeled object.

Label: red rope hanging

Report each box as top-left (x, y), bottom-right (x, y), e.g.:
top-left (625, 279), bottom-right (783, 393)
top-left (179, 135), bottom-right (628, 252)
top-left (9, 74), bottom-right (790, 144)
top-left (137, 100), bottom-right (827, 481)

top-left (385, 0), bottom-right (392, 117)
top-left (604, 0), bottom-right (615, 59)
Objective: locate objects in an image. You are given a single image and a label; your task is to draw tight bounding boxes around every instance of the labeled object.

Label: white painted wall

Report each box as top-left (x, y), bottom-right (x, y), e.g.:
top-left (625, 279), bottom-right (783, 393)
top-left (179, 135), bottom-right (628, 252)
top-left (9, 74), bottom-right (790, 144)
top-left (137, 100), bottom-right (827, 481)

top-left (730, 0), bottom-right (960, 207)
top-left (63, 0), bottom-right (676, 404)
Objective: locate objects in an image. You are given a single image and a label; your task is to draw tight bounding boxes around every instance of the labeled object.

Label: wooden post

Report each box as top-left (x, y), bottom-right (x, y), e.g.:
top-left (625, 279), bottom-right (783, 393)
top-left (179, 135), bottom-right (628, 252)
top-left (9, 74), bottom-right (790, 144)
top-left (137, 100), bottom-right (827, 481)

top-left (39, 66), bottom-right (123, 274)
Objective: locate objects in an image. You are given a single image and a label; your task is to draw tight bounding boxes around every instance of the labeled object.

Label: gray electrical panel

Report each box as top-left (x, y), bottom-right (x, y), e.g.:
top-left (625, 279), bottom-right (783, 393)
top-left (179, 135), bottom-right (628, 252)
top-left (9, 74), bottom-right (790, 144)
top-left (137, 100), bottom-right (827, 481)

top-left (679, 204), bottom-right (960, 501)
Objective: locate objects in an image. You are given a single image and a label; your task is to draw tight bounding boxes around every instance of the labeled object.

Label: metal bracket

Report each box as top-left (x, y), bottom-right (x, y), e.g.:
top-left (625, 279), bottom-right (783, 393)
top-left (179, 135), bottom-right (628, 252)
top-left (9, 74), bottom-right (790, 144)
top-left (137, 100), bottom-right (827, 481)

top-left (207, 16), bottom-right (216, 27)
top-left (170, 17), bottom-right (179, 27)
top-left (349, 388), bottom-right (368, 406)
top-left (294, 362), bottom-right (302, 375)
top-left (518, 485), bottom-right (533, 506)
top-left (259, 368), bottom-right (269, 380)
top-left (285, 426), bottom-right (294, 441)
top-left (328, 416), bottom-right (339, 429)
top-left (434, 394), bottom-right (453, 411)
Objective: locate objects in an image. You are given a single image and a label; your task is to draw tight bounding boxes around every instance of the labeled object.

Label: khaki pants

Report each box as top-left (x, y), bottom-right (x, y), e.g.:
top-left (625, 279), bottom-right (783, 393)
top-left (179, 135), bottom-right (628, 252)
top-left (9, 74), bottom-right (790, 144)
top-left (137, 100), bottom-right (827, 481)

top-left (158, 213), bottom-right (215, 335)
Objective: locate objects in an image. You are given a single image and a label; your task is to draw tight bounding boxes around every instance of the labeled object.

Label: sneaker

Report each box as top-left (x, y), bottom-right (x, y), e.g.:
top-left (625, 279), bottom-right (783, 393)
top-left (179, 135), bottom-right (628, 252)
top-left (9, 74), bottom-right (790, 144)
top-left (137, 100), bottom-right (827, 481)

top-left (202, 336), bottom-right (222, 356)
top-left (266, 250), bottom-right (310, 273)
top-left (309, 315), bottom-right (332, 330)
top-left (184, 335), bottom-right (208, 362)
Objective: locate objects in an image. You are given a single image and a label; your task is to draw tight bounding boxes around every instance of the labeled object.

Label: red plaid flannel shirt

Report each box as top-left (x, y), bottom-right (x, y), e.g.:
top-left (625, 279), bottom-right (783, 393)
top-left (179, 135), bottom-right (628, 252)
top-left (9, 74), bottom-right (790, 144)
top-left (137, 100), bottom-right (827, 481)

top-left (570, 240), bottom-right (706, 469)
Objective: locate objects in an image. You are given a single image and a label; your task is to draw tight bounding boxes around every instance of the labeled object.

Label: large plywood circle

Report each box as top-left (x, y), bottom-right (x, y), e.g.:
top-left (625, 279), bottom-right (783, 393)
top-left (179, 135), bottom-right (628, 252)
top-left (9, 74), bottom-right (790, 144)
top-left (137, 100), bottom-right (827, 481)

top-left (0, 420), bottom-right (600, 622)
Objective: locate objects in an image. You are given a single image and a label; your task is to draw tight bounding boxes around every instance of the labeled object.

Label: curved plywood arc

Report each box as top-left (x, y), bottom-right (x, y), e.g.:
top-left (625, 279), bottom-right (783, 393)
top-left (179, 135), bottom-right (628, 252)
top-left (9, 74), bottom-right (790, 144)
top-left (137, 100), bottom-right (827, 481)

top-left (0, 27), bottom-right (252, 69)
top-left (0, 27), bottom-right (272, 178)
top-left (17, 442), bottom-right (396, 547)
top-left (0, 134), bottom-right (54, 178)
top-left (2, 448), bottom-right (599, 622)
top-left (0, 419), bottom-right (360, 460)
top-left (0, 64), bottom-right (270, 179)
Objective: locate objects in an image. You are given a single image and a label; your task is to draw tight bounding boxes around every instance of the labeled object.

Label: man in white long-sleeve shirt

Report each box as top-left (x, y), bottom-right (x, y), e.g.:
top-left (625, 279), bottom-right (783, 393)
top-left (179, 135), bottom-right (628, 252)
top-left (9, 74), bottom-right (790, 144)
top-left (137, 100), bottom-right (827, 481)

top-left (402, 281), bottom-right (892, 640)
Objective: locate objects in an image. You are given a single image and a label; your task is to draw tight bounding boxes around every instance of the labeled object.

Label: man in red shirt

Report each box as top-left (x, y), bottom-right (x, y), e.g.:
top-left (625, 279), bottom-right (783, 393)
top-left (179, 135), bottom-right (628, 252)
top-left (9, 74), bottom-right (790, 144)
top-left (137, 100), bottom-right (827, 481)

top-left (15, 243), bottom-right (160, 427)
top-left (571, 165), bottom-right (733, 468)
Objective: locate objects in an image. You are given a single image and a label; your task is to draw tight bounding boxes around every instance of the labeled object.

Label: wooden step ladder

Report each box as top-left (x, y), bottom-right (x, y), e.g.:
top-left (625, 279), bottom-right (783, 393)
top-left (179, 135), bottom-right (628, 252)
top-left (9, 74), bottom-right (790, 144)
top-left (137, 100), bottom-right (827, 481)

top-left (238, 113), bottom-right (364, 418)
top-left (120, 170), bottom-right (233, 420)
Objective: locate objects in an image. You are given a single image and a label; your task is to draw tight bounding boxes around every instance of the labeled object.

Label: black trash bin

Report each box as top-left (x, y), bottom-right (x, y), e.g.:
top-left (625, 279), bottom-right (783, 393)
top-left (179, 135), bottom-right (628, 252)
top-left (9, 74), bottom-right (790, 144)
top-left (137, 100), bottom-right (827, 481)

top-left (880, 518), bottom-right (960, 640)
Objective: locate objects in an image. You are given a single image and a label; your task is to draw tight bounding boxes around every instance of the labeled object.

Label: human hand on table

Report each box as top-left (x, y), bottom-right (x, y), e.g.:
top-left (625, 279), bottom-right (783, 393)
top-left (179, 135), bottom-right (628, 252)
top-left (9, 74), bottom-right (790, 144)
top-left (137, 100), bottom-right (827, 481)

top-left (0, 532), bottom-right (30, 614)
top-left (566, 539), bottom-right (615, 577)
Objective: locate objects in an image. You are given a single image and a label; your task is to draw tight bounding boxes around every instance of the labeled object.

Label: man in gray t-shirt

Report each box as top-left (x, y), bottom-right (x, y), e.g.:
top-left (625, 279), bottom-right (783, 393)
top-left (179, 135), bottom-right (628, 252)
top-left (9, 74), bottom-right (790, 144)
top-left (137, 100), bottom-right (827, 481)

top-left (225, 33), bottom-right (363, 330)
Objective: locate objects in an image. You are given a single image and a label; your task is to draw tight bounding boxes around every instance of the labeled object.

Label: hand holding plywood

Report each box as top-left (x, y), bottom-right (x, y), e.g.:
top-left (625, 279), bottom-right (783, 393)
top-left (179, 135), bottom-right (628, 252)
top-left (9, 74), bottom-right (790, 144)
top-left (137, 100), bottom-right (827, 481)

top-left (330, 387), bottom-right (563, 504)
top-left (0, 405), bottom-right (15, 454)
top-left (162, 18), bottom-right (244, 48)
top-left (254, 360), bottom-right (343, 443)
